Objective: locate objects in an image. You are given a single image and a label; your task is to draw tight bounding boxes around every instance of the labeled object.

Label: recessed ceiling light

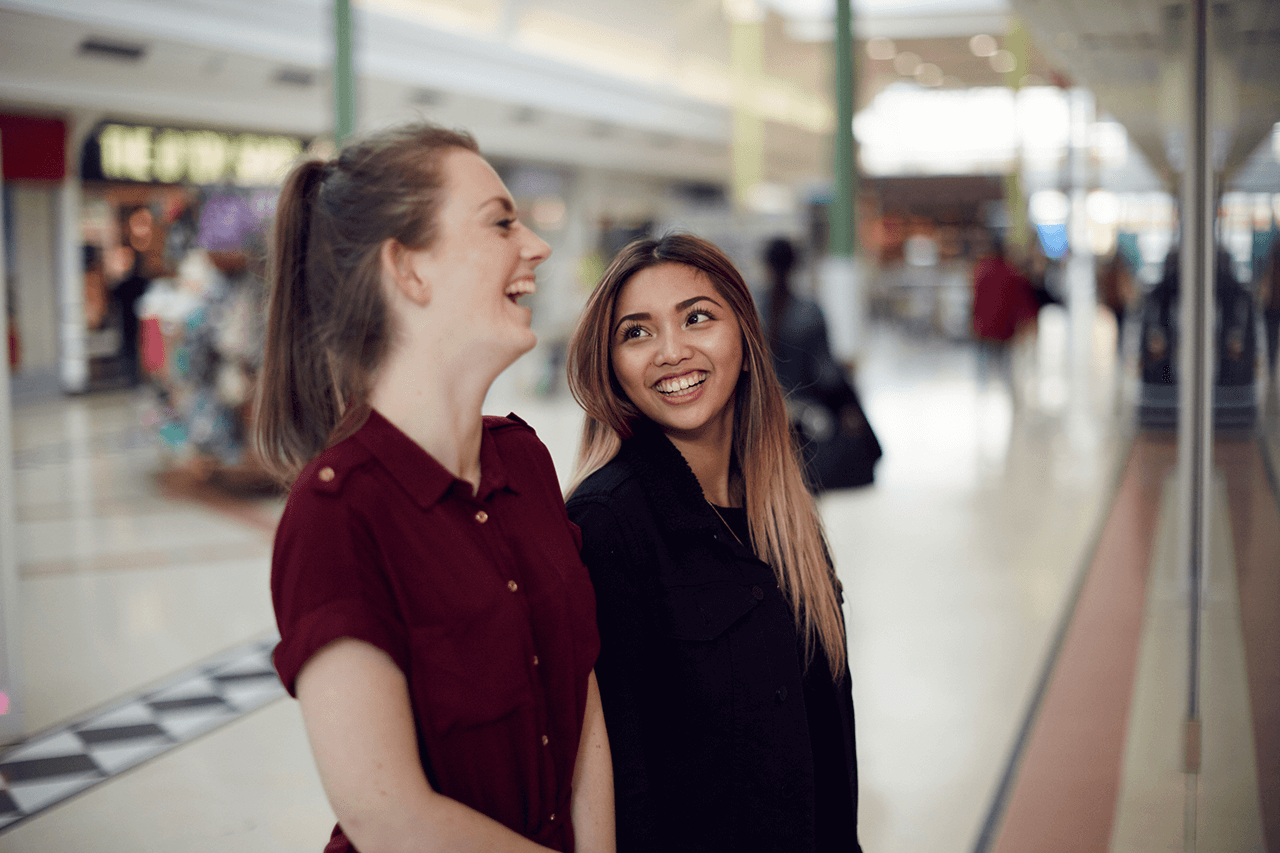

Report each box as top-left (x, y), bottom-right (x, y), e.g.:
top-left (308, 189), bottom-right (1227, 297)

top-left (274, 68), bottom-right (315, 87)
top-left (78, 37), bottom-right (146, 62)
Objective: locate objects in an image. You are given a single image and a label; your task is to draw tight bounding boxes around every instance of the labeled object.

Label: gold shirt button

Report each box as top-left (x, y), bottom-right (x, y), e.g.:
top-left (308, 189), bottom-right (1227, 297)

top-left (507, 580), bottom-right (519, 592)
top-left (541, 734), bottom-right (549, 746)
top-left (475, 510), bottom-right (489, 523)
top-left (318, 466), bottom-right (335, 482)
top-left (549, 813), bottom-right (556, 822)
top-left (532, 655), bottom-right (539, 666)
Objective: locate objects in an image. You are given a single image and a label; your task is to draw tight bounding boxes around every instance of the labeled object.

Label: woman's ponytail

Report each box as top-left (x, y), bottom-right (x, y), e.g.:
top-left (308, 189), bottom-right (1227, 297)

top-left (254, 159), bottom-right (331, 483)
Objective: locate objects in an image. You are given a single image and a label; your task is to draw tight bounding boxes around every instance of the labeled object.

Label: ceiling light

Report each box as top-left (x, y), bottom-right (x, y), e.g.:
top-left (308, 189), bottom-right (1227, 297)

top-left (915, 63), bottom-right (943, 87)
top-left (410, 88), bottom-right (445, 106)
top-left (866, 37), bottom-right (896, 61)
top-left (78, 37), bottom-right (147, 62)
top-left (989, 50), bottom-right (1017, 74)
top-left (893, 51), bottom-right (921, 76)
top-left (969, 34), bottom-right (997, 57)
top-left (274, 68), bottom-right (315, 87)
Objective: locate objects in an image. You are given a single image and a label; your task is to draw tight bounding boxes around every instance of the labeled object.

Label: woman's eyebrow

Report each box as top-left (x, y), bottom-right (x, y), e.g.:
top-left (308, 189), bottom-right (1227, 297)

top-left (479, 196), bottom-right (514, 214)
top-left (614, 311), bottom-right (651, 331)
top-left (677, 295), bottom-right (721, 311)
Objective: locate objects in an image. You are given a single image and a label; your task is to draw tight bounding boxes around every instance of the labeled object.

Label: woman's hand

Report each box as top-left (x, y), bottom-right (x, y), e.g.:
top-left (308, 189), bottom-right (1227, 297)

top-left (296, 637), bottom-right (554, 853)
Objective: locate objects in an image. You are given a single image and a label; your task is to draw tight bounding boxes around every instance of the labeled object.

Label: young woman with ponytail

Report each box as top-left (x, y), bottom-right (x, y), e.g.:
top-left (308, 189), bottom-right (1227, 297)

top-left (564, 233), bottom-right (861, 853)
top-left (258, 123), bottom-right (612, 853)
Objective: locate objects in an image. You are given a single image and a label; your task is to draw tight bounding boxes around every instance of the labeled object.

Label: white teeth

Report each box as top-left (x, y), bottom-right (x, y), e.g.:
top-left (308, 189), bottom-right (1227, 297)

top-left (505, 279), bottom-right (536, 296)
top-left (656, 372), bottom-right (707, 394)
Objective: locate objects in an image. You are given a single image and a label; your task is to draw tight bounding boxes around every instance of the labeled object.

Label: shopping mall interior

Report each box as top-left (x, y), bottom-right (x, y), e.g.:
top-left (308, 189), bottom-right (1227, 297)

top-left (1, 0), bottom-right (1278, 851)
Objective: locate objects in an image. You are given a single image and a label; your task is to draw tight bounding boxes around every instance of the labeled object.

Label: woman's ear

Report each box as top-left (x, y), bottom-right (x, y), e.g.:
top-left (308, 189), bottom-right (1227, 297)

top-left (379, 238), bottom-right (431, 307)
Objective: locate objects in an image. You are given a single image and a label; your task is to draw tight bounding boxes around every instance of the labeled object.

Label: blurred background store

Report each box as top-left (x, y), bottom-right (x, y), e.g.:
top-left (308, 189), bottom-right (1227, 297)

top-left (0, 0), bottom-right (1277, 851)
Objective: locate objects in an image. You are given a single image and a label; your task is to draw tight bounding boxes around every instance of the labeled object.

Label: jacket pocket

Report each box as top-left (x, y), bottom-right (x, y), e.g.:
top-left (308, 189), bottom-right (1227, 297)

top-left (663, 582), bottom-right (759, 642)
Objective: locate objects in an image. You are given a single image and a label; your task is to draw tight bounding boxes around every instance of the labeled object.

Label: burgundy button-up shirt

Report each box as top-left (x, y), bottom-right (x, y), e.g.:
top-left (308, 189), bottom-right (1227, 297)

top-left (272, 409), bottom-right (599, 853)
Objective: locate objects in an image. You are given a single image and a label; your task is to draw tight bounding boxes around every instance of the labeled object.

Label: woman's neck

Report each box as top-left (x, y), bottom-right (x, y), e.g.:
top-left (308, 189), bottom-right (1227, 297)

top-left (369, 349), bottom-right (497, 493)
top-left (664, 415), bottom-right (737, 508)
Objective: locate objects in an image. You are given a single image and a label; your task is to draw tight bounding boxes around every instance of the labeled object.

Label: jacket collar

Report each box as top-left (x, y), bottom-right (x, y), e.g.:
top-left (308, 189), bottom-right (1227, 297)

top-left (618, 419), bottom-right (727, 538)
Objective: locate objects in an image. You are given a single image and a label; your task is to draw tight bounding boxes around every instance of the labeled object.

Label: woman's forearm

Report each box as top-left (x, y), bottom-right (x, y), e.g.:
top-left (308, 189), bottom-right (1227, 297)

top-left (297, 638), bottom-right (559, 853)
top-left (570, 671), bottom-right (615, 853)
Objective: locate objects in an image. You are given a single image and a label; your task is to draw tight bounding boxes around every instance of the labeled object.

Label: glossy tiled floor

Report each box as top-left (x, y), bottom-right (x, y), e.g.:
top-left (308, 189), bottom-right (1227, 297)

top-left (0, 311), bottom-right (1133, 852)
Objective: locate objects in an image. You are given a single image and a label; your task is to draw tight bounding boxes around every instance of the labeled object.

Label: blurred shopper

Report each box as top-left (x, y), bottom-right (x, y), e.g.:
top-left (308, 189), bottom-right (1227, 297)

top-left (1261, 240), bottom-right (1280, 382)
top-left (256, 122), bottom-right (613, 853)
top-left (971, 232), bottom-right (1039, 392)
top-left (761, 236), bottom-right (880, 491)
top-left (564, 234), bottom-right (861, 853)
top-left (1097, 249), bottom-right (1135, 351)
top-left (112, 209), bottom-right (153, 387)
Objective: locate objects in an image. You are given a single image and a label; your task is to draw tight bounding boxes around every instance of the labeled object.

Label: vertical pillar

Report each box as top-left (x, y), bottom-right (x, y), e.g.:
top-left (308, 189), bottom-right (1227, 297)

top-left (334, 0), bottom-right (356, 145)
top-left (829, 0), bottom-right (856, 257)
top-left (1065, 88), bottom-right (1097, 433)
top-left (1003, 18), bottom-right (1031, 254)
top-left (57, 112), bottom-right (98, 395)
top-left (820, 0), bottom-right (864, 366)
top-left (1178, 0), bottom-right (1213, 777)
top-left (729, 14), bottom-right (764, 212)
top-left (0, 131), bottom-right (27, 741)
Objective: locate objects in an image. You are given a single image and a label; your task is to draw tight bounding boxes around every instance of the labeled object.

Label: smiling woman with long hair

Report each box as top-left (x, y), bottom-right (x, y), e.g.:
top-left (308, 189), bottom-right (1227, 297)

top-left (565, 233), bottom-right (861, 853)
top-left (257, 122), bottom-right (612, 853)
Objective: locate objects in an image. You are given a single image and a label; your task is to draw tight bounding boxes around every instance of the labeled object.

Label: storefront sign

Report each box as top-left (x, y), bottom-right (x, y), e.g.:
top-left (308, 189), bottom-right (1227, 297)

top-left (86, 123), bottom-right (305, 186)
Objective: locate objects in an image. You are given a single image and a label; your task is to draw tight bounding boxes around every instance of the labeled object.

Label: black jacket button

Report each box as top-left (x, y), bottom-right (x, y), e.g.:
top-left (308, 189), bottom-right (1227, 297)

top-left (775, 686), bottom-right (788, 702)
top-left (752, 586), bottom-right (764, 600)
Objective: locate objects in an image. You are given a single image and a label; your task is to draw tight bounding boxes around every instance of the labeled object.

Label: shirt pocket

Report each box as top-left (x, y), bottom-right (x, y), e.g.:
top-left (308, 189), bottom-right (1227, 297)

top-left (662, 582), bottom-right (760, 642)
top-left (408, 620), bottom-right (532, 735)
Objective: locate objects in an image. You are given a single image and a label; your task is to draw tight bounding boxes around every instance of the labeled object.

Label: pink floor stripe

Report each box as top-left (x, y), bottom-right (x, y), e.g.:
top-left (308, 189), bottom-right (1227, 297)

top-left (989, 436), bottom-right (1172, 853)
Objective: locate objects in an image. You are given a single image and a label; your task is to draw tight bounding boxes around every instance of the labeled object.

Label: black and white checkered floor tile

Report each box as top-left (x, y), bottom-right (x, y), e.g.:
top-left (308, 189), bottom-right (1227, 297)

top-left (0, 634), bottom-right (284, 832)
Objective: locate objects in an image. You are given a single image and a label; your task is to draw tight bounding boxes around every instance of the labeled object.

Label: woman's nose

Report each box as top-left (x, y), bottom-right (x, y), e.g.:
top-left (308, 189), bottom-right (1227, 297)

top-left (654, 329), bottom-right (690, 365)
top-left (521, 228), bottom-right (551, 264)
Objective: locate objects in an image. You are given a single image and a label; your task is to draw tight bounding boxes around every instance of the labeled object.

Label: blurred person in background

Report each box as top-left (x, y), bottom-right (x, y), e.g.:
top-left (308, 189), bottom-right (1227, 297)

top-left (1260, 240), bottom-right (1280, 383)
top-left (760, 236), bottom-right (879, 491)
top-left (1097, 249), bottom-right (1135, 352)
top-left (565, 234), bottom-right (861, 853)
top-left (971, 231), bottom-right (1039, 395)
top-left (112, 205), bottom-right (155, 386)
top-left (256, 122), bottom-right (613, 853)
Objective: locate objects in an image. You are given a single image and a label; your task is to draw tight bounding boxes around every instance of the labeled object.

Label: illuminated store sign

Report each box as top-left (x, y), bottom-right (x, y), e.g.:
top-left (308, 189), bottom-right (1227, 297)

top-left (89, 123), bottom-right (305, 186)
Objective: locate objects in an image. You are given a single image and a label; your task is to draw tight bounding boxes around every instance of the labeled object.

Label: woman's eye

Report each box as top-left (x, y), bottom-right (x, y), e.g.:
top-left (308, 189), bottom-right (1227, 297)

top-left (620, 324), bottom-right (647, 341)
top-left (687, 309), bottom-right (713, 325)
top-left (495, 218), bottom-right (515, 230)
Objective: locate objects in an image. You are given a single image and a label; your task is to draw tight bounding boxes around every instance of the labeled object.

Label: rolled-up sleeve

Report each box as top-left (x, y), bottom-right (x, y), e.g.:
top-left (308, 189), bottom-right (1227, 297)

top-left (271, 489), bottom-right (408, 696)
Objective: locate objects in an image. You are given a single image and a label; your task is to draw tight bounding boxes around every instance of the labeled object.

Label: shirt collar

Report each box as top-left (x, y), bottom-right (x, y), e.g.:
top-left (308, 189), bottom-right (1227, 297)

top-left (354, 408), bottom-right (515, 510)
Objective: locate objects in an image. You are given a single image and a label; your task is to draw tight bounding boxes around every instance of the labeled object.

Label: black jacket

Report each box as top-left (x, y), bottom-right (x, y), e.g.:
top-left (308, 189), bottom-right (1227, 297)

top-left (567, 422), bottom-right (861, 853)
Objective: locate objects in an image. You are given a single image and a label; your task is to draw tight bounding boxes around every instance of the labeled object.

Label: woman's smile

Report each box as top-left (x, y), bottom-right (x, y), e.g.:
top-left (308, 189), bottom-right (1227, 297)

top-left (505, 276), bottom-right (536, 305)
top-left (654, 370), bottom-right (708, 398)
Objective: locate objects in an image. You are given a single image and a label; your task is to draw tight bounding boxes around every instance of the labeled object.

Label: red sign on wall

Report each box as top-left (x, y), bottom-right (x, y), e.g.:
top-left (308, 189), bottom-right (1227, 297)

top-left (0, 114), bottom-right (67, 181)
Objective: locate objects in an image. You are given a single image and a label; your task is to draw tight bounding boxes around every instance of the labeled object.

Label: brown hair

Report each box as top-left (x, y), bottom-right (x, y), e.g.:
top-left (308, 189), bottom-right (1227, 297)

top-left (565, 233), bottom-right (847, 678)
top-left (254, 122), bottom-right (479, 483)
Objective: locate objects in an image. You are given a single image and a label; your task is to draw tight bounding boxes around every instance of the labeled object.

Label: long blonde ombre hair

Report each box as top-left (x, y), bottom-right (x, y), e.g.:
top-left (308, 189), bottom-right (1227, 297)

top-left (565, 233), bottom-right (847, 679)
